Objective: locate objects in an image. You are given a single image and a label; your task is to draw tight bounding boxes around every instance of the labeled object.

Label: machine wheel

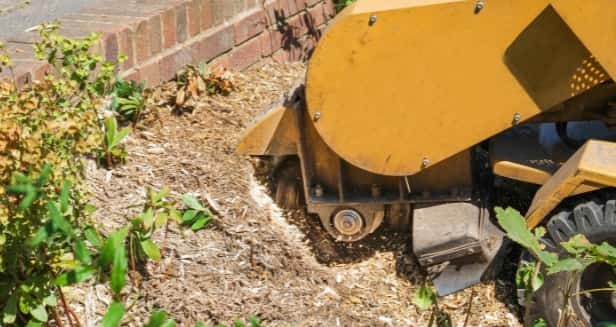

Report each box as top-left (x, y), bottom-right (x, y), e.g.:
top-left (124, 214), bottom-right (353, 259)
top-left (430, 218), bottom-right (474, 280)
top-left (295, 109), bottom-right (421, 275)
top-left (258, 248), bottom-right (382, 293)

top-left (521, 192), bottom-right (616, 327)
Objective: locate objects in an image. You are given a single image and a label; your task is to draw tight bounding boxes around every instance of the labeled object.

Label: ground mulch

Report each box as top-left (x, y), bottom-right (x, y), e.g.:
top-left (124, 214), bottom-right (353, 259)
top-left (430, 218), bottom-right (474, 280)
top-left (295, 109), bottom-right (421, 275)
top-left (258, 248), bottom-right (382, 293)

top-left (71, 60), bottom-right (522, 327)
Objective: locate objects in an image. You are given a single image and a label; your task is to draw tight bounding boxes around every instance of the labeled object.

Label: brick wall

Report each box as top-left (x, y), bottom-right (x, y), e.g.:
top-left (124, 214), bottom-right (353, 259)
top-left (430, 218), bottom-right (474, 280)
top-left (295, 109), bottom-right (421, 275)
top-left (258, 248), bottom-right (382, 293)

top-left (1, 0), bottom-right (336, 87)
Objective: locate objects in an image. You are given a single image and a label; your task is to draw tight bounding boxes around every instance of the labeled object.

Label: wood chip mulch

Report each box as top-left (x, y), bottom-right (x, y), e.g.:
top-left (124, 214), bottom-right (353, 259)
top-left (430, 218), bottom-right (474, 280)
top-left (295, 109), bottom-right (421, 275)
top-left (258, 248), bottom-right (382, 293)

top-left (72, 60), bottom-right (523, 327)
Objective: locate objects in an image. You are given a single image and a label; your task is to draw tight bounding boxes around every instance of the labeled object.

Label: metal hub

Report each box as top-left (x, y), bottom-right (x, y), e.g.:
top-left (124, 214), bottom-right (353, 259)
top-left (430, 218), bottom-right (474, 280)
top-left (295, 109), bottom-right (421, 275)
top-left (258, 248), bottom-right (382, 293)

top-left (333, 210), bottom-right (364, 236)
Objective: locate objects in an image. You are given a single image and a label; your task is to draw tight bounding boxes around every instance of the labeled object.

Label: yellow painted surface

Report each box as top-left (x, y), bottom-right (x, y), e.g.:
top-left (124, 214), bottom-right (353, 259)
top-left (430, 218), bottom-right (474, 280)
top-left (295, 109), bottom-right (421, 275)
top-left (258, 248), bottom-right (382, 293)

top-left (305, 0), bottom-right (616, 176)
top-left (236, 105), bottom-right (298, 156)
top-left (526, 140), bottom-right (616, 228)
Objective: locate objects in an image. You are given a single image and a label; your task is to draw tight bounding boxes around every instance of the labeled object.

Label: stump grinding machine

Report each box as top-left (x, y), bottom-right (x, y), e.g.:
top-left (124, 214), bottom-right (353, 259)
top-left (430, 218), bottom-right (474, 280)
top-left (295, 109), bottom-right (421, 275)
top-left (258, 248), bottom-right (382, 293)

top-left (238, 1), bottom-right (616, 325)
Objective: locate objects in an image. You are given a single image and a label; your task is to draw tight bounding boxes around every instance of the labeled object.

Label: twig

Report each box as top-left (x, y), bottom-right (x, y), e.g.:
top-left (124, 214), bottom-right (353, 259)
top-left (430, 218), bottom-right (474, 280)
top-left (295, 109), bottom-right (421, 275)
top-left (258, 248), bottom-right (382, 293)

top-left (57, 286), bottom-right (82, 327)
top-left (463, 289), bottom-right (476, 327)
top-left (52, 307), bottom-right (65, 327)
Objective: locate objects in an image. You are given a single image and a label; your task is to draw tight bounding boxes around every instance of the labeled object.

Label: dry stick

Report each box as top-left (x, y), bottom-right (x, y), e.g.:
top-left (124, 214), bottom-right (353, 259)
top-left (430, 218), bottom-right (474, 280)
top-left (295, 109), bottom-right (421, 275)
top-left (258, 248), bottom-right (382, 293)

top-left (463, 288), bottom-right (476, 327)
top-left (52, 307), bottom-right (65, 327)
top-left (57, 286), bottom-right (83, 327)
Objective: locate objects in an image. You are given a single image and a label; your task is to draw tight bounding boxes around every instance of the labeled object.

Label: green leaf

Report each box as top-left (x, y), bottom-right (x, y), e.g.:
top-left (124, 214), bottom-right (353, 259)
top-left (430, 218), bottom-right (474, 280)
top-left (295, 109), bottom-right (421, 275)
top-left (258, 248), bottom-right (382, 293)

top-left (533, 318), bottom-right (547, 327)
top-left (55, 267), bottom-right (95, 286)
top-left (104, 116), bottom-right (118, 148)
top-left (113, 127), bottom-right (131, 148)
top-left (196, 323), bottom-right (207, 327)
top-left (191, 214), bottom-right (212, 231)
top-left (2, 293), bottom-right (17, 324)
top-left (30, 225), bottom-right (50, 247)
top-left (48, 202), bottom-right (73, 237)
top-left (85, 227), bottom-right (103, 249)
top-left (154, 212), bottom-right (168, 229)
top-left (101, 227), bottom-right (129, 266)
top-left (74, 239), bottom-right (92, 264)
top-left (561, 234), bottom-right (591, 255)
top-left (161, 320), bottom-right (176, 327)
top-left (412, 285), bottom-right (436, 310)
top-left (29, 304), bottom-right (48, 322)
top-left (142, 209), bottom-right (155, 229)
top-left (547, 258), bottom-right (585, 274)
top-left (182, 210), bottom-right (198, 223)
top-left (597, 322), bottom-right (616, 327)
top-left (26, 320), bottom-right (44, 327)
top-left (110, 245), bottom-right (127, 295)
top-left (234, 320), bottom-right (246, 327)
top-left (536, 250), bottom-right (559, 267)
top-left (145, 311), bottom-right (168, 327)
top-left (101, 302), bottom-right (125, 327)
top-left (59, 180), bottom-right (71, 213)
top-left (182, 194), bottom-right (205, 211)
top-left (495, 207), bottom-right (558, 266)
top-left (248, 316), bottom-right (261, 327)
top-left (140, 239), bottom-right (161, 261)
top-left (42, 294), bottom-right (57, 307)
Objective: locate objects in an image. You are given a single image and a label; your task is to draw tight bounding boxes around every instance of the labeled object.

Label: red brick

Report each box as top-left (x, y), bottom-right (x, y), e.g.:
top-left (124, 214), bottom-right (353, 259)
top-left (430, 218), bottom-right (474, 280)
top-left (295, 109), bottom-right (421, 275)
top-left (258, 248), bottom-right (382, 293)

top-left (134, 20), bottom-right (150, 64)
top-left (308, 3), bottom-right (327, 27)
top-left (234, 8), bottom-right (267, 45)
top-left (176, 2), bottom-right (189, 43)
top-left (160, 47), bottom-right (194, 81)
top-left (104, 33), bottom-right (120, 66)
top-left (208, 52), bottom-right (230, 69)
top-left (259, 29), bottom-right (283, 56)
top-left (5, 60), bottom-right (50, 87)
top-left (287, 13), bottom-right (309, 36)
top-left (137, 59), bottom-right (161, 87)
top-left (149, 15), bottom-right (163, 55)
top-left (210, 0), bottom-right (244, 25)
top-left (187, 0), bottom-right (201, 37)
top-left (162, 7), bottom-right (177, 49)
top-left (199, 0), bottom-right (214, 30)
top-left (118, 29), bottom-right (135, 70)
top-left (229, 36), bottom-right (262, 70)
top-left (324, 0), bottom-right (336, 18)
top-left (264, 0), bottom-right (290, 26)
top-left (191, 25), bottom-right (235, 63)
top-left (120, 68), bottom-right (140, 82)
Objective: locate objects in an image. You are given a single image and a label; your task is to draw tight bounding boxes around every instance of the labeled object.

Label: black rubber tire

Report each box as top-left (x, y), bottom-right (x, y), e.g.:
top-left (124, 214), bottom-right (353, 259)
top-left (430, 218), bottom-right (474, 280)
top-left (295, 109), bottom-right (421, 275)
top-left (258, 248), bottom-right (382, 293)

top-left (522, 191), bottom-right (616, 327)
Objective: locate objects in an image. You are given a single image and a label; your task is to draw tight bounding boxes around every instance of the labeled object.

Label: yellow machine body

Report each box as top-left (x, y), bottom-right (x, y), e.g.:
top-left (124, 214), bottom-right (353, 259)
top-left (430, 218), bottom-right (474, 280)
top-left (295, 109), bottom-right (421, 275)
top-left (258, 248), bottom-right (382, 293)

top-left (237, 0), bottom-right (616, 298)
top-left (306, 0), bottom-right (615, 176)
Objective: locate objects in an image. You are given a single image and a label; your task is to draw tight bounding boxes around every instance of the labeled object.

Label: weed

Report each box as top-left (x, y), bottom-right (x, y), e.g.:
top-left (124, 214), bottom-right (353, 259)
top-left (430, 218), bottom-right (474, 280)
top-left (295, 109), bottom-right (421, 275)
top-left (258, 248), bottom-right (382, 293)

top-left (100, 116), bottom-right (131, 167)
top-left (181, 194), bottom-right (214, 231)
top-left (496, 207), bottom-right (616, 326)
top-left (111, 79), bottom-right (147, 124)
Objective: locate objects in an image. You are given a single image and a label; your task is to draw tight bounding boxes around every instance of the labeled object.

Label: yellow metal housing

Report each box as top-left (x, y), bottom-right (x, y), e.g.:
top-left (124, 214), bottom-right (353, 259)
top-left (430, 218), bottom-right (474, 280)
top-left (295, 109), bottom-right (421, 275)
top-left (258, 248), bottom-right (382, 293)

top-left (526, 140), bottom-right (616, 228)
top-left (306, 0), bottom-right (614, 176)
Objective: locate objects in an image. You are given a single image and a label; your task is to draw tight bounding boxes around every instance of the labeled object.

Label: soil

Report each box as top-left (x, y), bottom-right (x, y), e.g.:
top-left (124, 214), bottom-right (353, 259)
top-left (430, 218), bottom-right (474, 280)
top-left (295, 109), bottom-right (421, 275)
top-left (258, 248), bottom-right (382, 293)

top-left (71, 60), bottom-right (523, 327)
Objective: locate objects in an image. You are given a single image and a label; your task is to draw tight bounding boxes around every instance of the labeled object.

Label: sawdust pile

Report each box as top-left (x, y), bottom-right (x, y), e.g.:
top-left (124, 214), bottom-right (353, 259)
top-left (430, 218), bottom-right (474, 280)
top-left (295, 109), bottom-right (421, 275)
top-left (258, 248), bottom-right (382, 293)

top-left (72, 60), bottom-right (522, 326)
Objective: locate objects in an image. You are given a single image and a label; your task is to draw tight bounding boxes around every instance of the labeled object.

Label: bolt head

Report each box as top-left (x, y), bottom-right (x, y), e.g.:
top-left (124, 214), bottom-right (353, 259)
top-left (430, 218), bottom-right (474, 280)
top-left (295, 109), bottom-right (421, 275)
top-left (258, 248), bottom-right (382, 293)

top-left (513, 113), bottom-right (521, 124)
top-left (421, 158), bottom-right (430, 168)
top-left (474, 0), bottom-right (485, 14)
top-left (313, 184), bottom-right (324, 197)
top-left (369, 15), bottom-right (377, 25)
top-left (313, 111), bottom-right (321, 122)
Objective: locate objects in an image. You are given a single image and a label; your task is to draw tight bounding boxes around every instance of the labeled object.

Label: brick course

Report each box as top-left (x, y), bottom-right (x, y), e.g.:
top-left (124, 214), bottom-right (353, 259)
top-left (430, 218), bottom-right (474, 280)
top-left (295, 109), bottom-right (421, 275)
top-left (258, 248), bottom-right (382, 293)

top-left (1, 0), bottom-right (336, 88)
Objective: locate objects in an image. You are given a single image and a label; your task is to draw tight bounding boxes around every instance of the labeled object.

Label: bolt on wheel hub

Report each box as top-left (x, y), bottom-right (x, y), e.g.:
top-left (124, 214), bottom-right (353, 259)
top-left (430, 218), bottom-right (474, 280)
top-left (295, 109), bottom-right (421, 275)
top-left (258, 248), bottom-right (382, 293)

top-left (333, 210), bottom-right (364, 236)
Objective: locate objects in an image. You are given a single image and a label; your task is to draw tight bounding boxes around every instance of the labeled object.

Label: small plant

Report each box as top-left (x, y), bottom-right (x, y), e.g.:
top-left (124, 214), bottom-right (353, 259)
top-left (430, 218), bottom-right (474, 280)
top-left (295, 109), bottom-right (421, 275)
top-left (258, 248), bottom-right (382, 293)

top-left (111, 79), bottom-right (147, 124)
top-left (127, 188), bottom-right (176, 269)
top-left (174, 63), bottom-right (235, 108)
top-left (181, 194), bottom-right (214, 231)
top-left (496, 207), bottom-right (616, 327)
top-left (412, 284), bottom-right (452, 327)
top-left (100, 116), bottom-right (131, 167)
